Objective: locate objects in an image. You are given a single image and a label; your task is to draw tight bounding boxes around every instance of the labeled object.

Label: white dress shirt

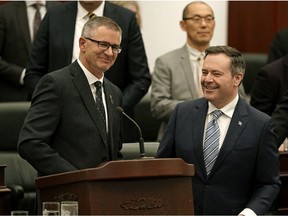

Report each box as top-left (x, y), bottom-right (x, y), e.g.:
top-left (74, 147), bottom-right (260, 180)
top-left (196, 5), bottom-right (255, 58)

top-left (72, 1), bottom-right (105, 62)
top-left (77, 59), bottom-right (108, 132)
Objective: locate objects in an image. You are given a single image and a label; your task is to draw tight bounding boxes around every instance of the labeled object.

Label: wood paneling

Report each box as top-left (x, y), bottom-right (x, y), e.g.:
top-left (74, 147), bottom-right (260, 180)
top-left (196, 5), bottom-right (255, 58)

top-left (228, 1), bottom-right (288, 53)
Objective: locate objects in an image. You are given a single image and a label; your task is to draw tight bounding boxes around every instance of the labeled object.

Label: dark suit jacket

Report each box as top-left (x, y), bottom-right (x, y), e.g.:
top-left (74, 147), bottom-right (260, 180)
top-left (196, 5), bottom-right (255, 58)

top-left (25, 1), bottom-right (151, 112)
top-left (18, 61), bottom-right (123, 176)
top-left (271, 90), bottom-right (288, 146)
top-left (250, 55), bottom-right (288, 116)
top-left (267, 28), bottom-right (288, 63)
top-left (0, 1), bottom-right (58, 102)
top-left (156, 97), bottom-right (280, 215)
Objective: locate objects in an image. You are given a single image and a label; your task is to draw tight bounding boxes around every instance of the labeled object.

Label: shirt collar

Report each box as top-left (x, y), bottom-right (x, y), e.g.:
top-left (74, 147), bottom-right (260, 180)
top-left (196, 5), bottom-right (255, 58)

top-left (77, 60), bottom-right (104, 85)
top-left (186, 43), bottom-right (205, 61)
top-left (207, 94), bottom-right (239, 118)
top-left (77, 1), bottom-right (105, 21)
top-left (26, 1), bottom-right (46, 7)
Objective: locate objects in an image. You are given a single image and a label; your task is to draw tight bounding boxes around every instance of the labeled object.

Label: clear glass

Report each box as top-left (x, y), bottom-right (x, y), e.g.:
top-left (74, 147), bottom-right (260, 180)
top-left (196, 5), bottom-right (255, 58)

top-left (61, 201), bottom-right (78, 216)
top-left (11, 211), bottom-right (28, 216)
top-left (42, 202), bottom-right (60, 216)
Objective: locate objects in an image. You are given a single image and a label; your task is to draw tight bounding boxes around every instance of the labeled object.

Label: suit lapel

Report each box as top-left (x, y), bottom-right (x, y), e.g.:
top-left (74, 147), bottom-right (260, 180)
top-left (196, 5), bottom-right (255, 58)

top-left (16, 2), bottom-right (31, 50)
top-left (103, 79), bottom-right (116, 155)
top-left (210, 98), bottom-right (248, 176)
top-left (179, 46), bottom-right (200, 98)
top-left (70, 62), bottom-right (108, 144)
top-left (61, 2), bottom-right (77, 65)
top-left (192, 100), bottom-right (209, 178)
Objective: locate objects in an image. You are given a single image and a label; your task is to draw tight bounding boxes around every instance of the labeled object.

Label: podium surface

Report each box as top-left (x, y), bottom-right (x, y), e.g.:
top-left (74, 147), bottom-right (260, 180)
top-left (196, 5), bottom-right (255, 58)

top-left (36, 158), bottom-right (194, 215)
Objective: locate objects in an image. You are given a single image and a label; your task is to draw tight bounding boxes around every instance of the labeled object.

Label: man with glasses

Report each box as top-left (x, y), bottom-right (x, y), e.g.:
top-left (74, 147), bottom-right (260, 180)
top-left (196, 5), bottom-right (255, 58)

top-left (151, 1), bottom-right (247, 142)
top-left (18, 16), bottom-right (124, 214)
top-left (24, 0), bottom-right (151, 143)
top-left (18, 15), bottom-right (124, 185)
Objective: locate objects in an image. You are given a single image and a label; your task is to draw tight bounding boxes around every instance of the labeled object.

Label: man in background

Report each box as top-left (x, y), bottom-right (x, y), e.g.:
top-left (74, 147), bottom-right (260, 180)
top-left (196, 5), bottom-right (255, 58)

top-left (250, 55), bottom-right (288, 119)
top-left (271, 90), bottom-right (288, 148)
top-left (0, 1), bottom-right (58, 101)
top-left (267, 28), bottom-right (288, 63)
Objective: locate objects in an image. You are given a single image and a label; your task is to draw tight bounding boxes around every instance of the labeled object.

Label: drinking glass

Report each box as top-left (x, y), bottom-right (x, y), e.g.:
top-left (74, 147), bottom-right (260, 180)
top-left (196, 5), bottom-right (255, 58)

top-left (11, 211), bottom-right (28, 216)
top-left (42, 202), bottom-right (60, 216)
top-left (61, 201), bottom-right (78, 216)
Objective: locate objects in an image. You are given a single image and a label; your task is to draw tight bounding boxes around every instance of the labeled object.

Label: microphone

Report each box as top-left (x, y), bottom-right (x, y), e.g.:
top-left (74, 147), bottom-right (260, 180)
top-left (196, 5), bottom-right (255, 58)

top-left (116, 106), bottom-right (146, 158)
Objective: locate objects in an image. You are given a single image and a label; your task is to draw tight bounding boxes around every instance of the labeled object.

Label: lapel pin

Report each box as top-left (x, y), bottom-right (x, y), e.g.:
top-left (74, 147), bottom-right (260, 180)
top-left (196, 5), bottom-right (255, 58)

top-left (238, 121), bottom-right (242, 126)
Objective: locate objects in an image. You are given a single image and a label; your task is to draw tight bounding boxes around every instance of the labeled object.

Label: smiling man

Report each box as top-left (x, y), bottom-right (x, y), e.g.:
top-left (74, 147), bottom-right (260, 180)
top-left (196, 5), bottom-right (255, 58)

top-left (151, 1), bottom-right (247, 142)
top-left (156, 46), bottom-right (281, 215)
top-left (18, 16), bottom-right (124, 176)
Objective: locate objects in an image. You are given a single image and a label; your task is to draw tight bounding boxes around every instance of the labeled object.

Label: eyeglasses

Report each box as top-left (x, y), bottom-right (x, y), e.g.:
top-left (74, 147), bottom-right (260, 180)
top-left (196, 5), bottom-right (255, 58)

top-left (84, 37), bottom-right (122, 54)
top-left (183, 15), bottom-right (215, 24)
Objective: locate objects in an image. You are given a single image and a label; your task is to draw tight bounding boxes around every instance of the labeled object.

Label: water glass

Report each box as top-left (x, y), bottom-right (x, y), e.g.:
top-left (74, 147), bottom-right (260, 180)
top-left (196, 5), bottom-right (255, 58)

top-left (42, 201), bottom-right (60, 216)
top-left (11, 211), bottom-right (28, 216)
top-left (61, 201), bottom-right (78, 216)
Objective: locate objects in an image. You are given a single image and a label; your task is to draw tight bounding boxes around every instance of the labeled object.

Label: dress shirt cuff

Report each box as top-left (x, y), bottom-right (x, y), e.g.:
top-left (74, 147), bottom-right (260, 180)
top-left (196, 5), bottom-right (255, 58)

top-left (20, 69), bottom-right (26, 85)
top-left (239, 208), bottom-right (257, 216)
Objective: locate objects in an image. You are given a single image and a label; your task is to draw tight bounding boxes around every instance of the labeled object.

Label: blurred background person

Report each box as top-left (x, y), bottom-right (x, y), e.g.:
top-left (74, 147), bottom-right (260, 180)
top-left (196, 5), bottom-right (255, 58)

top-left (150, 1), bottom-right (247, 141)
top-left (250, 54), bottom-right (288, 116)
top-left (0, 0), bottom-right (58, 102)
top-left (24, 0), bottom-right (151, 142)
top-left (110, 1), bottom-right (142, 28)
top-left (271, 90), bottom-right (288, 150)
top-left (267, 28), bottom-right (288, 64)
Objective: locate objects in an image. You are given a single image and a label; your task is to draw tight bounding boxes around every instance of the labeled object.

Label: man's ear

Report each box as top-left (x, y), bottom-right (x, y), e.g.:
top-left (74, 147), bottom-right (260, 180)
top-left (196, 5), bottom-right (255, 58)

top-left (235, 72), bottom-right (244, 86)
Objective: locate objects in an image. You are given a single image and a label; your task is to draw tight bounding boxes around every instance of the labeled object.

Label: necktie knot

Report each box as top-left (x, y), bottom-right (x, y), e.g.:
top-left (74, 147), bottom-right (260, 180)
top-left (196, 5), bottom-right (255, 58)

top-left (212, 110), bottom-right (222, 120)
top-left (197, 53), bottom-right (204, 62)
top-left (87, 12), bottom-right (96, 19)
top-left (95, 81), bottom-right (102, 90)
top-left (32, 2), bottom-right (42, 9)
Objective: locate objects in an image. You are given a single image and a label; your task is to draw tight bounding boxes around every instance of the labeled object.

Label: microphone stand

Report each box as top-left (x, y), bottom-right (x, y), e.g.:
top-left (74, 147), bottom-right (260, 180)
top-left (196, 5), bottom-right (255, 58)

top-left (116, 107), bottom-right (146, 158)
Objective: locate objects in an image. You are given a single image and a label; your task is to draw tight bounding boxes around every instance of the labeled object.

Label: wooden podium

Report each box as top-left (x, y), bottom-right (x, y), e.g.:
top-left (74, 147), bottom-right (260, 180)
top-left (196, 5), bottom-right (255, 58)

top-left (35, 158), bottom-right (194, 215)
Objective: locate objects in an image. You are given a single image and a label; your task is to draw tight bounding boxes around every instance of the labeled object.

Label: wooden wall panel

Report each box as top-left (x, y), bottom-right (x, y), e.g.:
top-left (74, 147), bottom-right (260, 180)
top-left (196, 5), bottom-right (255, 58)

top-left (228, 1), bottom-right (288, 53)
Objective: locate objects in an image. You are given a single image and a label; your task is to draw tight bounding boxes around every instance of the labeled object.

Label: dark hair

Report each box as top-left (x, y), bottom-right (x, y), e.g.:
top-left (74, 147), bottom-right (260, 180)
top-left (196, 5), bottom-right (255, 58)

top-left (205, 45), bottom-right (246, 76)
top-left (81, 16), bottom-right (122, 39)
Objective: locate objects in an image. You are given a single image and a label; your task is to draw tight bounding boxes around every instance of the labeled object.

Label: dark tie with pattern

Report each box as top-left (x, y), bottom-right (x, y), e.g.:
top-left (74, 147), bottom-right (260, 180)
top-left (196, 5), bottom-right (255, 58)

top-left (95, 81), bottom-right (107, 136)
top-left (32, 3), bottom-right (41, 39)
top-left (203, 110), bottom-right (223, 175)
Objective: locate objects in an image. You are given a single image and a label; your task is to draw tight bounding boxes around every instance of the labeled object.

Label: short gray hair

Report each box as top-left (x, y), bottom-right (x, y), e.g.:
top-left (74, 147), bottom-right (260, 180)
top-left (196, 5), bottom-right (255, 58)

top-left (81, 16), bottom-right (122, 40)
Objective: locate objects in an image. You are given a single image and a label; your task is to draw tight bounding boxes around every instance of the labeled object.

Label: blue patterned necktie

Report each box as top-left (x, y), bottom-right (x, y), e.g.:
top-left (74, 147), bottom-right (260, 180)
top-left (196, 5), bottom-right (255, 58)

top-left (203, 110), bottom-right (223, 175)
top-left (95, 81), bottom-right (107, 135)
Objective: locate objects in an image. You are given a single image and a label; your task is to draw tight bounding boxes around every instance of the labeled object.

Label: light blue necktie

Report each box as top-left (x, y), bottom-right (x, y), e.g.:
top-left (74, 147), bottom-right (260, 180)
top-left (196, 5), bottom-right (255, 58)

top-left (203, 110), bottom-right (223, 175)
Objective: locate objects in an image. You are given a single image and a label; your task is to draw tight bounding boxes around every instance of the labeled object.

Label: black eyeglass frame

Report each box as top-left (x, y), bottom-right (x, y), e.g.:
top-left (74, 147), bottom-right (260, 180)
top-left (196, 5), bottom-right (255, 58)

top-left (84, 37), bottom-right (122, 54)
top-left (183, 15), bottom-right (215, 23)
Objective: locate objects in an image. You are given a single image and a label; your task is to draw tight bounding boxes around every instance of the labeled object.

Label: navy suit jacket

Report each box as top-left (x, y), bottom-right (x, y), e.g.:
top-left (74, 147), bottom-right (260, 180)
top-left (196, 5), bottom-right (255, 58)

top-left (156, 97), bottom-right (280, 215)
top-left (0, 1), bottom-right (58, 101)
top-left (18, 61), bottom-right (123, 176)
top-left (25, 1), bottom-right (151, 112)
